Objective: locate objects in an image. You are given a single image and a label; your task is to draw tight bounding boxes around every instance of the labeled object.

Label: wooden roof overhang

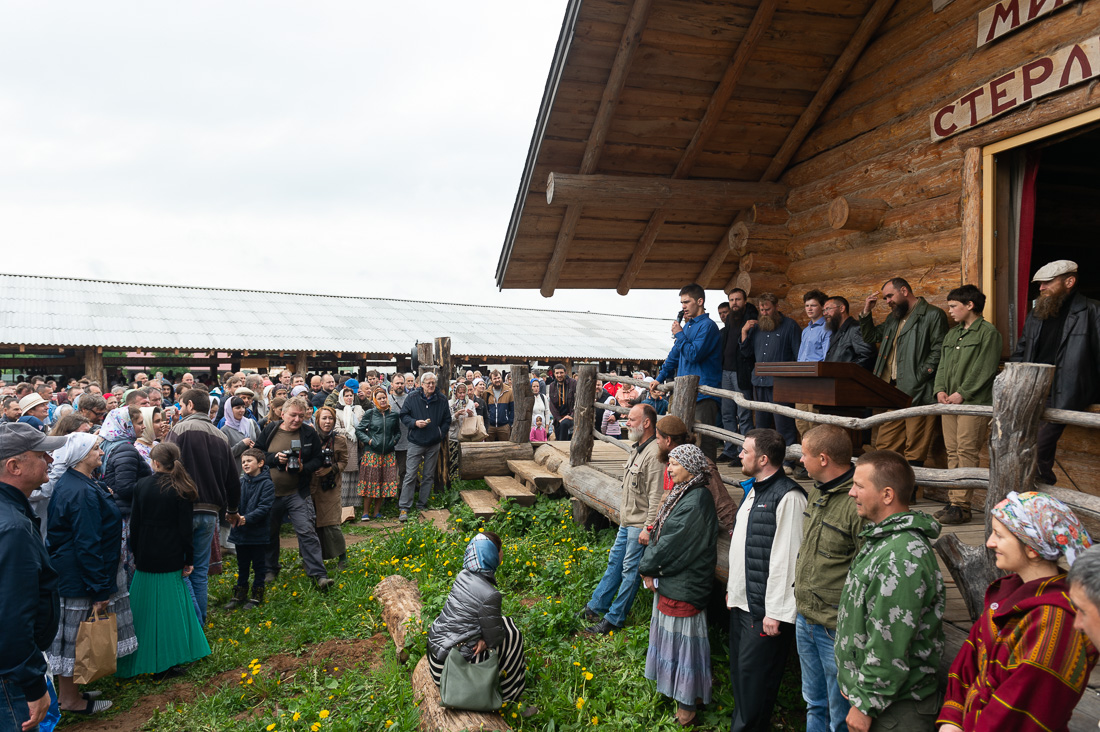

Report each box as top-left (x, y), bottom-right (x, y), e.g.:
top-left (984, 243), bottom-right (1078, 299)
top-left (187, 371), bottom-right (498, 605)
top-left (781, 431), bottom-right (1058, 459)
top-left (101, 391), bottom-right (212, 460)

top-left (496, 0), bottom-right (895, 296)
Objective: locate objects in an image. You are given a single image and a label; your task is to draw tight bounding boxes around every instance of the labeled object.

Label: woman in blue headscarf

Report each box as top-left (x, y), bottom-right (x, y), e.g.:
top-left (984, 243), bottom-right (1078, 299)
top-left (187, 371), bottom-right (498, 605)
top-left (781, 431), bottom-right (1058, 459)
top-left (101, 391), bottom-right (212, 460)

top-left (426, 532), bottom-right (528, 707)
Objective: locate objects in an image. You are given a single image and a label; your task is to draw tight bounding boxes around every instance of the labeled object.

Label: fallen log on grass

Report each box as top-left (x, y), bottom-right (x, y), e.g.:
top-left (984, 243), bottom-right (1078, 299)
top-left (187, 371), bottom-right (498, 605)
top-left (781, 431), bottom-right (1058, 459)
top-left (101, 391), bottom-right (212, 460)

top-left (373, 575), bottom-right (422, 663)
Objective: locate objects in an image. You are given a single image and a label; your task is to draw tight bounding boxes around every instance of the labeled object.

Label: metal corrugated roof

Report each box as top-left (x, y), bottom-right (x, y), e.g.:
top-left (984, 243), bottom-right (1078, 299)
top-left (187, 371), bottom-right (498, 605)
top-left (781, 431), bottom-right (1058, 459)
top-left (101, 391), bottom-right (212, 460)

top-left (0, 274), bottom-right (676, 361)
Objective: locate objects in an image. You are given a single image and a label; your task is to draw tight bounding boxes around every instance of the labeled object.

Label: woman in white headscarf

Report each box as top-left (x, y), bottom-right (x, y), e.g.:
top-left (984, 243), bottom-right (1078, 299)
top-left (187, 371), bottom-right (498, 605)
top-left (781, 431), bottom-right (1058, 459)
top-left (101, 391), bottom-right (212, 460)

top-left (333, 386), bottom-right (364, 508)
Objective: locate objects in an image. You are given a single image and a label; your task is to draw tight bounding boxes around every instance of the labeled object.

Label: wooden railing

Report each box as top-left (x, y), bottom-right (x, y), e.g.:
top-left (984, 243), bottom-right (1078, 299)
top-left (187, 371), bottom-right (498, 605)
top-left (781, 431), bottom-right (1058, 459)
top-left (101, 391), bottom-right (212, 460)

top-left (568, 361), bottom-right (1100, 621)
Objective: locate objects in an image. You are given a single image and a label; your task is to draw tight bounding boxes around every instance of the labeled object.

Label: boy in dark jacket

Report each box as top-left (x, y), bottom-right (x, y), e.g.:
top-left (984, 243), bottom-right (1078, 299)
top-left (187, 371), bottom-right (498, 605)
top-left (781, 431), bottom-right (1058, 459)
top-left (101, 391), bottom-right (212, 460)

top-left (225, 448), bottom-right (274, 610)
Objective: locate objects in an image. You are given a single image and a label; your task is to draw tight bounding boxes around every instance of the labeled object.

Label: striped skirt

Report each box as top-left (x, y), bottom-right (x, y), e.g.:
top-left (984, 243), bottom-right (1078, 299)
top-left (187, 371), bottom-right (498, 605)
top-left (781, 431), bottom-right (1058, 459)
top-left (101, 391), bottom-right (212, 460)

top-left (427, 616), bottom-right (526, 703)
top-left (644, 595), bottom-right (712, 707)
top-left (47, 564), bottom-right (138, 678)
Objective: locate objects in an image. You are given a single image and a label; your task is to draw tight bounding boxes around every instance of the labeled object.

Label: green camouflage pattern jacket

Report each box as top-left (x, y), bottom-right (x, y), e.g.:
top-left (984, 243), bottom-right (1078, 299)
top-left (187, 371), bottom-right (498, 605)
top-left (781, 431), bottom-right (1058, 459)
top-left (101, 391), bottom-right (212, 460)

top-left (835, 510), bottom-right (946, 717)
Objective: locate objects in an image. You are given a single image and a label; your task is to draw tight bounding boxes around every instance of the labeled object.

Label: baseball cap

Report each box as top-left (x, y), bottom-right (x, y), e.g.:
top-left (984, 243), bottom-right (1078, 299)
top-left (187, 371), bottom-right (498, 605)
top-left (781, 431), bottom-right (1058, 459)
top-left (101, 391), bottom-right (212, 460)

top-left (0, 422), bottom-right (68, 461)
top-left (1032, 260), bottom-right (1078, 282)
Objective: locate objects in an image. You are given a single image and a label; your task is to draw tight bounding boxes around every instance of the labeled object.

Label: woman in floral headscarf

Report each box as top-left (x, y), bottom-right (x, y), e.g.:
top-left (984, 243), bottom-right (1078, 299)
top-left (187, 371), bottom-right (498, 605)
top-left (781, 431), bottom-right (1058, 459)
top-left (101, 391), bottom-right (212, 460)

top-left (938, 491), bottom-right (1097, 732)
top-left (355, 387), bottom-right (400, 520)
top-left (638, 443), bottom-right (718, 728)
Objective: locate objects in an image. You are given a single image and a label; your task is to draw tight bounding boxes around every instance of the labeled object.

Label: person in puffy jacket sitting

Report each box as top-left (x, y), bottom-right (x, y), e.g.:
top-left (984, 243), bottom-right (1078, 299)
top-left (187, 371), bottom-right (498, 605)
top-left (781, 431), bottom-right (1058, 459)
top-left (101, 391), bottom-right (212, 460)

top-left (427, 532), bottom-right (528, 706)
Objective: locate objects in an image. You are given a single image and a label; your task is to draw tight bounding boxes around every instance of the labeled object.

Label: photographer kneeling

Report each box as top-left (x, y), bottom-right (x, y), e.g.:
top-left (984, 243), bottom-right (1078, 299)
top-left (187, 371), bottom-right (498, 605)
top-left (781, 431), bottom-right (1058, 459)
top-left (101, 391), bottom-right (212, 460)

top-left (256, 396), bottom-right (334, 591)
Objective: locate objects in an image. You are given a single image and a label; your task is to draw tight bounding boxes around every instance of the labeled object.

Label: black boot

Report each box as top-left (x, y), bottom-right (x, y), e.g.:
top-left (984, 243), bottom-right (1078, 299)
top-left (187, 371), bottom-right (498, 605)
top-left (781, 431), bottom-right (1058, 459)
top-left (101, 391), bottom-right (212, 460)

top-left (337, 554), bottom-right (348, 571)
top-left (223, 585), bottom-right (248, 611)
top-left (244, 585), bottom-right (264, 610)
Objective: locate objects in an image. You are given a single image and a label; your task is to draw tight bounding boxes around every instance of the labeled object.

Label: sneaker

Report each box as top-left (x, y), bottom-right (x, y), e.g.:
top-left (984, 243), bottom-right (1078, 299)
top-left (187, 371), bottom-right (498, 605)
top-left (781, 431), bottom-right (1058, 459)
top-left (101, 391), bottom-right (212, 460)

top-left (934, 505), bottom-right (971, 525)
top-left (359, 514), bottom-right (372, 523)
top-left (398, 510), bottom-right (409, 523)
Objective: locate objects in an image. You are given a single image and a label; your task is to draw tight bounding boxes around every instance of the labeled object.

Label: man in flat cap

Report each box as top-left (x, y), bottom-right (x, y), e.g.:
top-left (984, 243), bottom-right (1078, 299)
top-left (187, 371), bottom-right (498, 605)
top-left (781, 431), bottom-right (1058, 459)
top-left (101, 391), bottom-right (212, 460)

top-left (1010, 260), bottom-right (1100, 484)
top-left (0, 423), bottom-right (66, 731)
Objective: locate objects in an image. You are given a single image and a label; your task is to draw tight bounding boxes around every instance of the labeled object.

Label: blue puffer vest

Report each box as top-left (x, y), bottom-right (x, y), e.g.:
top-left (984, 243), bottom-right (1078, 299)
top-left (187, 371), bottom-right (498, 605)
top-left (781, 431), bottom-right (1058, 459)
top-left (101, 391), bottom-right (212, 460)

top-left (743, 471), bottom-right (806, 620)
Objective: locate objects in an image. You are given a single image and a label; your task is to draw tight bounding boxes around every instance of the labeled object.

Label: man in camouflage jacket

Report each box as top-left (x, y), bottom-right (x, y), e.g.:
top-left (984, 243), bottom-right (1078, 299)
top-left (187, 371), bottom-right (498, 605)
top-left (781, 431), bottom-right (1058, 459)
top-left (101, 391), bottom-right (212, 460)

top-left (836, 450), bottom-right (945, 732)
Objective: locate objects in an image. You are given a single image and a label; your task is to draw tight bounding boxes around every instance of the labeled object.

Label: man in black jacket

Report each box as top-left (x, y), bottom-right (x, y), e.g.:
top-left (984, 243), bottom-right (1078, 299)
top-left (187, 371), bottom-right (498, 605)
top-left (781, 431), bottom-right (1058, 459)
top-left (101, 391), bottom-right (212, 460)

top-left (0, 424), bottom-right (64, 729)
top-left (547, 364), bottom-right (577, 441)
top-left (255, 395), bottom-right (332, 590)
top-left (398, 373), bottom-right (451, 523)
top-left (1010, 260), bottom-right (1100, 484)
top-left (719, 288), bottom-right (759, 462)
top-left (823, 296), bottom-right (875, 370)
top-left (167, 389), bottom-right (241, 621)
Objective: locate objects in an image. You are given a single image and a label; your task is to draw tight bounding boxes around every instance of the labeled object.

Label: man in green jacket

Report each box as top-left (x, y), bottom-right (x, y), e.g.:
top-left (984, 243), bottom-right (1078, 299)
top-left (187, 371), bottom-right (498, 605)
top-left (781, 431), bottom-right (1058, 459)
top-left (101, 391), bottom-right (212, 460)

top-left (837, 450), bottom-right (945, 732)
top-left (932, 284), bottom-right (1002, 525)
top-left (794, 425), bottom-right (864, 732)
top-left (860, 278), bottom-right (949, 465)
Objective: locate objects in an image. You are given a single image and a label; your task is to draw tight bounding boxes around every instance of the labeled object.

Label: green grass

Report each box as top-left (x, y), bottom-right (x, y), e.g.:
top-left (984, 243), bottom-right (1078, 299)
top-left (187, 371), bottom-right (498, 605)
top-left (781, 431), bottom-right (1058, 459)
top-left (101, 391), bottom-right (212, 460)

top-left (63, 483), bottom-right (805, 731)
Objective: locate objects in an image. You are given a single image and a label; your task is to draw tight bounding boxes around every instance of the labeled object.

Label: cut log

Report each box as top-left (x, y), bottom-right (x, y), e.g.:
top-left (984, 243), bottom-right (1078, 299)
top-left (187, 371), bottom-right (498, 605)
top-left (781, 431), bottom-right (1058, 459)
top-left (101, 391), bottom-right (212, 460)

top-left (484, 475), bottom-right (537, 507)
top-left (571, 497), bottom-right (610, 531)
top-left (373, 575), bottom-right (423, 663)
top-left (733, 270), bottom-right (791, 298)
top-left (750, 202), bottom-right (789, 226)
top-left (545, 172), bottom-right (786, 210)
top-left (458, 442), bottom-right (535, 480)
top-left (570, 364), bottom-right (598, 467)
top-left (411, 656), bottom-right (510, 732)
top-left (509, 364), bottom-right (532, 444)
top-left (460, 490), bottom-right (500, 519)
top-left (728, 221), bottom-right (789, 255)
top-left (741, 252), bottom-right (790, 273)
top-left (829, 196), bottom-right (888, 231)
top-left (507, 460), bottom-right (563, 495)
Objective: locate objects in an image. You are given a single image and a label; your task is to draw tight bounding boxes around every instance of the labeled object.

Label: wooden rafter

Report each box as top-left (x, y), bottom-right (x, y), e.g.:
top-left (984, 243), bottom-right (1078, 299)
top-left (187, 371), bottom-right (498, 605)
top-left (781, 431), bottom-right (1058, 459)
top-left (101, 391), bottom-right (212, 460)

top-left (616, 0), bottom-right (779, 296)
top-left (546, 173), bottom-right (785, 209)
top-left (540, 0), bottom-right (655, 298)
top-left (699, 0), bottom-right (897, 288)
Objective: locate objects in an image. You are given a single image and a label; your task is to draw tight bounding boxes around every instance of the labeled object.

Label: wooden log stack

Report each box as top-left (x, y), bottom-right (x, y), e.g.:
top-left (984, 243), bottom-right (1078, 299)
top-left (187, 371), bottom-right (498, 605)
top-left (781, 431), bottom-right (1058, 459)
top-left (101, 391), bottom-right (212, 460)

top-left (459, 442), bottom-right (535, 480)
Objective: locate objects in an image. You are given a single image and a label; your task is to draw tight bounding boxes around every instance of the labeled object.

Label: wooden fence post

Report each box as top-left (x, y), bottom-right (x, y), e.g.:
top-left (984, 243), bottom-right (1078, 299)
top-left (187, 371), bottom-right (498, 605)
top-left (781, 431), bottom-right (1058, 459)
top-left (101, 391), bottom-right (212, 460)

top-left (434, 337), bottom-right (451, 396)
top-left (416, 343), bottom-right (435, 380)
top-left (570, 364), bottom-right (597, 467)
top-left (934, 362), bottom-right (1055, 620)
top-left (510, 364), bottom-right (532, 443)
top-left (669, 374), bottom-right (700, 432)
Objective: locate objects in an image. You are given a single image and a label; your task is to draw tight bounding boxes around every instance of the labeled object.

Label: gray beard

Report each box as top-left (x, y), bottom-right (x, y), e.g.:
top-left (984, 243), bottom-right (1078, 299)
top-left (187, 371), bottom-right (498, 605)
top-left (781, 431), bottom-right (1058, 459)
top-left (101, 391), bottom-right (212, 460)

top-left (758, 314), bottom-right (780, 332)
top-left (627, 427), bottom-right (644, 441)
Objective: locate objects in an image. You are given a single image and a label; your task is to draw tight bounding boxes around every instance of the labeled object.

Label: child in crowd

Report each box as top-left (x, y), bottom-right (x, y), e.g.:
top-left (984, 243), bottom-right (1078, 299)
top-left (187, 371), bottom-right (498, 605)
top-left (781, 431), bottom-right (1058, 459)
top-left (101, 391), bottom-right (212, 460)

top-left (530, 415), bottom-right (547, 442)
top-left (225, 448), bottom-right (274, 610)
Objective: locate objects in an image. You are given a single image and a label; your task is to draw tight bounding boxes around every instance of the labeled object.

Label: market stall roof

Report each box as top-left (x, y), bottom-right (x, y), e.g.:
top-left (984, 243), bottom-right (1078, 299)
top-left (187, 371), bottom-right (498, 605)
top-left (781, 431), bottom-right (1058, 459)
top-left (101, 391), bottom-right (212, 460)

top-left (496, 0), bottom-right (893, 296)
top-left (0, 273), bottom-right (674, 361)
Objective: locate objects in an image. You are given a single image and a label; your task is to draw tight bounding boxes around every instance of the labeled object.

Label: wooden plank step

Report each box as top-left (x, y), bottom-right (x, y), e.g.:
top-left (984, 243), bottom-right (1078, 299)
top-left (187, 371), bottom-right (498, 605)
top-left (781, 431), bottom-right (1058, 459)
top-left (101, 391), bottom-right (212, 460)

top-left (460, 490), bottom-right (499, 519)
top-left (506, 459), bottom-right (563, 494)
top-left (484, 475), bottom-right (537, 507)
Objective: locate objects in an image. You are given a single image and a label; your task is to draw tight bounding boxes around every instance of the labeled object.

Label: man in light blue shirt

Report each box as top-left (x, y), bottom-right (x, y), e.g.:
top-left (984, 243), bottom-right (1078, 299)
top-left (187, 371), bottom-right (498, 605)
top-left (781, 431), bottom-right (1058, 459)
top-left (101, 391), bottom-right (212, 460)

top-left (797, 290), bottom-right (831, 363)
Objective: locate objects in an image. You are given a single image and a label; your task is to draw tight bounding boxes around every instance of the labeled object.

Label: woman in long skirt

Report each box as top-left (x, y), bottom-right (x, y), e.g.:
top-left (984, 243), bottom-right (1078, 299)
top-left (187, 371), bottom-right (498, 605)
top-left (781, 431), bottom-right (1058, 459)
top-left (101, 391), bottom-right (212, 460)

top-left (639, 444), bottom-right (718, 728)
top-left (333, 384), bottom-right (364, 508)
top-left (117, 442), bottom-right (211, 677)
top-left (310, 407), bottom-right (349, 568)
top-left (355, 388), bottom-right (401, 519)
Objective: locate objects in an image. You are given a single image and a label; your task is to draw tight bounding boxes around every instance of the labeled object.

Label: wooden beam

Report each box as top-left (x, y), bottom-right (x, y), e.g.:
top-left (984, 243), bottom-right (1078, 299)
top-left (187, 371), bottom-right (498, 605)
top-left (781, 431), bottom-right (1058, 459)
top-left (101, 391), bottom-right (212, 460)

top-left (760, 0), bottom-right (898, 182)
top-left (619, 0), bottom-right (780, 295)
top-left (829, 196), bottom-right (888, 231)
top-left (960, 147), bottom-right (983, 285)
top-left (547, 173), bottom-right (786, 210)
top-left (540, 0), bottom-right (655, 298)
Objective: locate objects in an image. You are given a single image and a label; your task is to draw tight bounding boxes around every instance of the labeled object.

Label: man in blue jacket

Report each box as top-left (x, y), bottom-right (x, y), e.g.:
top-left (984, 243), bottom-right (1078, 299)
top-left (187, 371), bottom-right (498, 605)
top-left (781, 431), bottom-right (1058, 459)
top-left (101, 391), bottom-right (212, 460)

top-left (0, 423), bottom-right (65, 731)
top-left (398, 372), bottom-right (452, 523)
top-left (657, 283), bottom-right (722, 459)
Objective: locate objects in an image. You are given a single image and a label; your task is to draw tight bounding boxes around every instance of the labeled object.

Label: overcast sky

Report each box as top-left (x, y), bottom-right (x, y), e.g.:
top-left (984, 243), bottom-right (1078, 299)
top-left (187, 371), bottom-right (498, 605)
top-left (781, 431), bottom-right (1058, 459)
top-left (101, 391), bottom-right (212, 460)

top-left (0, 2), bottom-right (684, 322)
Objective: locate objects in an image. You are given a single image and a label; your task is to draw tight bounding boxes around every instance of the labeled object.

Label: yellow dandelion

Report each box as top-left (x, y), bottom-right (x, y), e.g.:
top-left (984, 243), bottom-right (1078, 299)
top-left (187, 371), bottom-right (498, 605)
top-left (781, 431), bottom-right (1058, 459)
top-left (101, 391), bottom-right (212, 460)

top-left (576, 697), bottom-right (585, 709)
top-left (592, 716), bottom-right (599, 725)
top-left (244, 627), bottom-right (250, 634)
top-left (293, 712), bottom-right (301, 721)
top-left (318, 709), bottom-right (330, 719)
top-left (266, 725), bottom-right (276, 731)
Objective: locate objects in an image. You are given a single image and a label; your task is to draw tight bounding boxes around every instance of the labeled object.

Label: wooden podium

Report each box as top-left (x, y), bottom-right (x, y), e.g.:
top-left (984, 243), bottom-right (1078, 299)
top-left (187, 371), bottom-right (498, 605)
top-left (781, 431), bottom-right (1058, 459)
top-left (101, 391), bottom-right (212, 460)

top-left (754, 362), bottom-right (911, 451)
top-left (754, 362), bottom-right (911, 410)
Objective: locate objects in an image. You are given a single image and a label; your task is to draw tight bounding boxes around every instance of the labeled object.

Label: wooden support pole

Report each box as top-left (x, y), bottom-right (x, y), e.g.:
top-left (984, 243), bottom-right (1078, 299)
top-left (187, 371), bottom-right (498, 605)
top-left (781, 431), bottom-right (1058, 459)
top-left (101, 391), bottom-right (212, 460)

top-left (546, 173), bottom-right (786, 210)
top-left (829, 196), bottom-right (888, 231)
top-left (669, 374), bottom-right (700, 433)
top-left (934, 363), bottom-right (1055, 621)
top-left (295, 352), bottom-right (308, 377)
top-left (570, 364), bottom-right (597, 467)
top-left (81, 347), bottom-right (106, 386)
top-left (416, 343), bottom-right (435, 380)
top-left (960, 147), bottom-right (983, 286)
top-left (434, 337), bottom-right (451, 396)
top-left (510, 364), bottom-right (532, 443)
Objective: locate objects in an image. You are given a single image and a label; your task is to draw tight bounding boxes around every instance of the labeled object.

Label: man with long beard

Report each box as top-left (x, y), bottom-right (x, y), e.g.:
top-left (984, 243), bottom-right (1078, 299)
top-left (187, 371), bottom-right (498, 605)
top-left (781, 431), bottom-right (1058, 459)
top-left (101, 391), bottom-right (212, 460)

top-left (740, 293), bottom-right (802, 471)
top-left (719, 288), bottom-right (759, 462)
top-left (859, 277), bottom-right (948, 465)
top-left (1010, 260), bottom-right (1100, 484)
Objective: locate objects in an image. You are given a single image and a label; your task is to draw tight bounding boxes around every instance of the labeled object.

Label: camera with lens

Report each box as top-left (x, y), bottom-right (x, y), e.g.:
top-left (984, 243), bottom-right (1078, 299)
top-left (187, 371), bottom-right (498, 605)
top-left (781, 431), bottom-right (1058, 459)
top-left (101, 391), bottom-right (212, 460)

top-left (282, 439), bottom-right (302, 472)
top-left (321, 444), bottom-right (334, 468)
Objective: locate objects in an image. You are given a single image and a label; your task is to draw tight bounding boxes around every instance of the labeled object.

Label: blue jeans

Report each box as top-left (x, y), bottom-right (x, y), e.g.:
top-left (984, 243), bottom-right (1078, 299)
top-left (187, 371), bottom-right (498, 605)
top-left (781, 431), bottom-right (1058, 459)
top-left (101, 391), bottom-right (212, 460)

top-left (796, 614), bottom-right (848, 732)
top-left (586, 525), bottom-right (645, 627)
top-left (0, 678), bottom-right (31, 732)
top-left (721, 370), bottom-right (754, 457)
top-left (186, 512), bottom-right (218, 625)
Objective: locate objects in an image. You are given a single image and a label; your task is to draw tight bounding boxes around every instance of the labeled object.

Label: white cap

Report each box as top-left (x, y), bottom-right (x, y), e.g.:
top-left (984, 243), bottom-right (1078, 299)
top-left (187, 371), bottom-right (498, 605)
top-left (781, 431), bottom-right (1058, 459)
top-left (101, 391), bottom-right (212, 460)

top-left (1032, 260), bottom-right (1078, 282)
top-left (18, 393), bottom-right (47, 416)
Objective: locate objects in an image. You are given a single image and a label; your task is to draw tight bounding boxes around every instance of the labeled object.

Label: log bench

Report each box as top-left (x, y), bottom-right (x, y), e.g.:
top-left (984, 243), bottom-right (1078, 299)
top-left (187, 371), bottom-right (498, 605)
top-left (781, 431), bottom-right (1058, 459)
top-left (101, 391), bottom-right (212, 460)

top-left (484, 475), bottom-right (538, 507)
top-left (375, 574), bottom-right (510, 731)
top-left (460, 490), bottom-right (500, 518)
top-left (506, 459), bottom-right (563, 494)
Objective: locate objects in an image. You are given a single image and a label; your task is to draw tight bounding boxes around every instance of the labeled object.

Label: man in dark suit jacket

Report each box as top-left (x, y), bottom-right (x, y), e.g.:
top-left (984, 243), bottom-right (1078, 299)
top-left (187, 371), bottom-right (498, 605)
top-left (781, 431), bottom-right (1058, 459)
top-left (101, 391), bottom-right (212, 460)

top-left (719, 288), bottom-right (759, 462)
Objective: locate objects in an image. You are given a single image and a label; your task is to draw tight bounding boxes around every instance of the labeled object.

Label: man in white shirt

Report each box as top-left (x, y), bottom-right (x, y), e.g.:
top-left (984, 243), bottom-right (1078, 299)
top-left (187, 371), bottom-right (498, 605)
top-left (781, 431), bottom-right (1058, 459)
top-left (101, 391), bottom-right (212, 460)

top-left (726, 428), bottom-right (807, 732)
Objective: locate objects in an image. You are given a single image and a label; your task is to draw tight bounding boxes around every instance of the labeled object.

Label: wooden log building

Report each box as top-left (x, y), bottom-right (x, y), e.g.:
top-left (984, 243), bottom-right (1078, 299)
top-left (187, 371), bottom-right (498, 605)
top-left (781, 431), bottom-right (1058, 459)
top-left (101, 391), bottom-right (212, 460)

top-left (496, 0), bottom-right (1100, 492)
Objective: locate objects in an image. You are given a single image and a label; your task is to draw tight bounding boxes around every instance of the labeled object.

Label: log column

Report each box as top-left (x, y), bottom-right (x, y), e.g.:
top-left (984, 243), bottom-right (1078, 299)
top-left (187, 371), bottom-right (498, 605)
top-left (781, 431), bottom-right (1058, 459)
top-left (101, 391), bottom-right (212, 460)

top-left (295, 352), bottom-right (309, 378)
top-left (570, 364), bottom-right (597, 467)
top-left (510, 364), bottom-right (532, 443)
top-left (82, 347), bottom-right (106, 386)
top-left (416, 343), bottom-right (435, 380)
top-left (669, 374), bottom-right (700, 433)
top-left (434, 337), bottom-right (451, 396)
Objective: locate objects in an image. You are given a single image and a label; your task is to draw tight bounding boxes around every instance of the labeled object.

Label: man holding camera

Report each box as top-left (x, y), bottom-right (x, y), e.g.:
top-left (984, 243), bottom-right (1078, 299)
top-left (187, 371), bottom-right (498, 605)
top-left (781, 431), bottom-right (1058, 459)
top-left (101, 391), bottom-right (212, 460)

top-left (256, 396), bottom-right (333, 591)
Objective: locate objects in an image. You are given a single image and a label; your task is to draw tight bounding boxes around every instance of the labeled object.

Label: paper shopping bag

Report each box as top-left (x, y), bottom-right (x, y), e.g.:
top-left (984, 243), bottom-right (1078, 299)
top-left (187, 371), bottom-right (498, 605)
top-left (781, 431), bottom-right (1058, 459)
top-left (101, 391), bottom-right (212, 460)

top-left (72, 610), bottom-right (117, 684)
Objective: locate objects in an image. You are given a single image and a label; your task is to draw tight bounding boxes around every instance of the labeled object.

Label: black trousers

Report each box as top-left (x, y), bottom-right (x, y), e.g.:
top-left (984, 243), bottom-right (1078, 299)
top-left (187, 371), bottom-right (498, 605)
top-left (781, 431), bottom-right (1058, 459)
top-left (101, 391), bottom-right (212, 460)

top-left (236, 544), bottom-right (267, 589)
top-left (1036, 419), bottom-right (1066, 485)
top-left (729, 607), bottom-right (795, 732)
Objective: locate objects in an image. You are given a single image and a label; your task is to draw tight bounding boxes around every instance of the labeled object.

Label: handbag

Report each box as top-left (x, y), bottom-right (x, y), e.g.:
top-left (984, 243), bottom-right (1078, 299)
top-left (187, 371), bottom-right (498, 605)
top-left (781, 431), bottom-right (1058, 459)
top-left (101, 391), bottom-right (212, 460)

top-left (72, 609), bottom-right (118, 684)
top-left (459, 415), bottom-right (488, 443)
top-left (439, 646), bottom-right (502, 711)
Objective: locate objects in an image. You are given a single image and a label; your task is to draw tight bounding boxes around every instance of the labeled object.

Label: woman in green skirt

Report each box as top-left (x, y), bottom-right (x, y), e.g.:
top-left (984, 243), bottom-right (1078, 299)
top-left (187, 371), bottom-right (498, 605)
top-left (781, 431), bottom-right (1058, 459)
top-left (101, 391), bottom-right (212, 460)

top-left (117, 442), bottom-right (211, 677)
